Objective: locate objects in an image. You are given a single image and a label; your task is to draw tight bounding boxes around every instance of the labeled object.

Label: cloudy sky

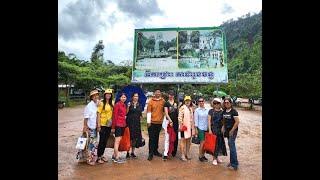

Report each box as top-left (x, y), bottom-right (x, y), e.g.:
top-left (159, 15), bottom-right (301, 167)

top-left (58, 0), bottom-right (261, 65)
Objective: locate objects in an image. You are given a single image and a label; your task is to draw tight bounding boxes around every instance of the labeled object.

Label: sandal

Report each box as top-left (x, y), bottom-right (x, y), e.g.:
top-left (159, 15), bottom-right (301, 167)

top-left (97, 158), bottom-right (105, 164)
top-left (101, 156), bottom-right (108, 162)
top-left (179, 157), bottom-right (187, 161)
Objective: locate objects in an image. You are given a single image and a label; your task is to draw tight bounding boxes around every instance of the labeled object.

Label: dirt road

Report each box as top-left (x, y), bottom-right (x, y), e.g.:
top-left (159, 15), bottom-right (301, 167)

top-left (58, 105), bottom-right (261, 180)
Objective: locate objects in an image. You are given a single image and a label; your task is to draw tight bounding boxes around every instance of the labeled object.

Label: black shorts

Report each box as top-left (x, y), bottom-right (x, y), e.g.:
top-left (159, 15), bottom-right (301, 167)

top-left (115, 126), bottom-right (125, 137)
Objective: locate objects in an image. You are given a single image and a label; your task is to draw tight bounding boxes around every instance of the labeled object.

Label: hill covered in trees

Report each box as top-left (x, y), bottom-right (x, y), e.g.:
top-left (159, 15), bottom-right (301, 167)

top-left (58, 11), bottom-right (262, 102)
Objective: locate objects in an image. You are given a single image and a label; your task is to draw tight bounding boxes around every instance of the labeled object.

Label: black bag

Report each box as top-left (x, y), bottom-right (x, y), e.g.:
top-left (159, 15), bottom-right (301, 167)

top-left (192, 136), bottom-right (200, 144)
top-left (135, 137), bottom-right (145, 148)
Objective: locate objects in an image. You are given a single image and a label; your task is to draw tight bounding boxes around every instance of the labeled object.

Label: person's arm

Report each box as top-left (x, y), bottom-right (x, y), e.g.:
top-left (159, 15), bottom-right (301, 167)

top-left (164, 107), bottom-right (172, 123)
top-left (112, 103), bottom-right (118, 130)
top-left (178, 106), bottom-right (184, 131)
top-left (96, 104), bottom-right (102, 132)
top-left (83, 106), bottom-right (89, 132)
top-left (208, 114), bottom-right (212, 134)
top-left (229, 116), bottom-right (240, 136)
top-left (146, 100), bottom-right (152, 127)
top-left (194, 109), bottom-right (199, 135)
top-left (96, 113), bottom-right (101, 132)
top-left (83, 118), bottom-right (89, 132)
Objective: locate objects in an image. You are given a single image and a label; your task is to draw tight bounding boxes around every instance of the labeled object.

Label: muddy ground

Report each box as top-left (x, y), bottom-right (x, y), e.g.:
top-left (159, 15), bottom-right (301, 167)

top-left (58, 105), bottom-right (261, 180)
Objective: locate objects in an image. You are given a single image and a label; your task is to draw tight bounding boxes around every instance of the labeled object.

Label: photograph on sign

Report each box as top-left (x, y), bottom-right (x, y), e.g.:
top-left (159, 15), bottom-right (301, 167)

top-left (132, 27), bottom-right (228, 83)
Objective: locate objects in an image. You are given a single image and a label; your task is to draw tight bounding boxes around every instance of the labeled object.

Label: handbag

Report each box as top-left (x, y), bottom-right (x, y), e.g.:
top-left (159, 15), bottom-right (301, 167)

top-left (181, 125), bottom-right (187, 131)
top-left (203, 132), bottom-right (217, 154)
top-left (106, 133), bottom-right (115, 148)
top-left (135, 138), bottom-right (145, 148)
top-left (119, 127), bottom-right (131, 151)
top-left (76, 132), bottom-right (88, 150)
top-left (192, 136), bottom-right (200, 144)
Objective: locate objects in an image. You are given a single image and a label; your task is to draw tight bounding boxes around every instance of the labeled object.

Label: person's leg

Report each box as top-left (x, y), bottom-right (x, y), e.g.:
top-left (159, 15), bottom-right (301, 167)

top-left (163, 128), bottom-right (169, 157)
top-left (172, 120), bottom-right (179, 156)
top-left (154, 124), bottom-right (162, 154)
top-left (97, 126), bottom-right (107, 158)
top-left (114, 136), bottom-right (122, 159)
top-left (228, 132), bottom-right (239, 169)
top-left (148, 124), bottom-right (155, 159)
top-left (180, 138), bottom-right (187, 160)
top-left (199, 140), bottom-right (205, 158)
top-left (186, 138), bottom-right (191, 159)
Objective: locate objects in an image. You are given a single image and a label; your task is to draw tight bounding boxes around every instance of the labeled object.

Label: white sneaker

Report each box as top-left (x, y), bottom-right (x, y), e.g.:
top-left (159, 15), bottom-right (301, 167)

top-left (212, 159), bottom-right (218, 165)
top-left (217, 158), bottom-right (223, 163)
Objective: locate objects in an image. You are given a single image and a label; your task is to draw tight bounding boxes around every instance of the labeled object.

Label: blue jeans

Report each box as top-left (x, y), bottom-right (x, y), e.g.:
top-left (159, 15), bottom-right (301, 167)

top-left (227, 131), bottom-right (238, 168)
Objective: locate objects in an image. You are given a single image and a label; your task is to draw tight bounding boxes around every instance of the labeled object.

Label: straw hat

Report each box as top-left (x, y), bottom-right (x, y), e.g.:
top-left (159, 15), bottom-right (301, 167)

top-left (89, 90), bottom-right (99, 97)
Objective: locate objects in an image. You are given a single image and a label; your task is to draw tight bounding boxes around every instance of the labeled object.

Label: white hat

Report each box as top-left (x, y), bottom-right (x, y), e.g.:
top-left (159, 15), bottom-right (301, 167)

top-left (213, 98), bottom-right (222, 103)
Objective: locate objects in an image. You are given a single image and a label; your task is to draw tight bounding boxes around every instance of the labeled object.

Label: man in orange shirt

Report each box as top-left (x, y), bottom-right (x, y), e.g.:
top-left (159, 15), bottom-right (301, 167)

top-left (147, 88), bottom-right (165, 161)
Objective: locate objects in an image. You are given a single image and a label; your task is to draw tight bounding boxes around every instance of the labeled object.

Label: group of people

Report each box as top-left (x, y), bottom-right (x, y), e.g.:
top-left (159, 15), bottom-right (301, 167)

top-left (81, 88), bottom-right (240, 170)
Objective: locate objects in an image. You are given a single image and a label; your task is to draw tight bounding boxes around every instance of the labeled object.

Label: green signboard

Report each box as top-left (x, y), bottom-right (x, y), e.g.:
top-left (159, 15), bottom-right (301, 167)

top-left (132, 27), bottom-right (228, 83)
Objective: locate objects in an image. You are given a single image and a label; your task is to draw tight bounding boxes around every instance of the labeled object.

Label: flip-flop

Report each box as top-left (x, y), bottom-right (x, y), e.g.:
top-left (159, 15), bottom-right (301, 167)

top-left (97, 158), bottom-right (104, 164)
top-left (101, 156), bottom-right (108, 162)
top-left (179, 157), bottom-right (187, 161)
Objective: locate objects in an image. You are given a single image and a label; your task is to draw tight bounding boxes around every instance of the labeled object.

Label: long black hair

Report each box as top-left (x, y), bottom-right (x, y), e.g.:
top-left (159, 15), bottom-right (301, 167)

top-left (103, 92), bottom-right (113, 110)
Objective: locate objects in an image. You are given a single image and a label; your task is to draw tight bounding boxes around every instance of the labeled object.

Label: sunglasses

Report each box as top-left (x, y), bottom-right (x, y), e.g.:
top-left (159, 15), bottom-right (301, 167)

top-left (213, 102), bottom-right (220, 105)
top-left (224, 102), bottom-right (231, 104)
top-left (198, 100), bottom-right (204, 102)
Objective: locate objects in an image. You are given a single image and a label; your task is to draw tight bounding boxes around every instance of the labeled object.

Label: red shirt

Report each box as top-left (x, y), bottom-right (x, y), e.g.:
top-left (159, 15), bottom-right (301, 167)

top-left (112, 101), bottom-right (127, 128)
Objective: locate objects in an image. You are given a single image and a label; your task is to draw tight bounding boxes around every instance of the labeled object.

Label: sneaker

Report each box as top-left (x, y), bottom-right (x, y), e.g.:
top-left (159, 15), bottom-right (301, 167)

top-left (147, 155), bottom-right (153, 161)
top-left (199, 157), bottom-right (205, 162)
top-left (126, 152), bottom-right (130, 159)
top-left (131, 153), bottom-right (137, 159)
top-left (212, 159), bottom-right (218, 165)
top-left (115, 158), bottom-right (126, 164)
top-left (217, 158), bottom-right (223, 163)
top-left (112, 156), bottom-right (116, 162)
top-left (228, 165), bottom-right (238, 170)
top-left (202, 156), bottom-right (208, 162)
top-left (162, 155), bottom-right (168, 161)
top-left (154, 151), bottom-right (162, 157)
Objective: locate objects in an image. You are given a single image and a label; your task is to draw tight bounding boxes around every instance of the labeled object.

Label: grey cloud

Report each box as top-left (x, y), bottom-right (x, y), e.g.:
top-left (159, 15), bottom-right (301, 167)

top-left (58, 0), bottom-right (107, 41)
top-left (116, 0), bottom-right (163, 19)
top-left (221, 3), bottom-right (234, 14)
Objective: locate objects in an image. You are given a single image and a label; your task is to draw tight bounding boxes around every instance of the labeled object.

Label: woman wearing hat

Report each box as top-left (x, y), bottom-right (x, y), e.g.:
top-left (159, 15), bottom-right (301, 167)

top-left (96, 89), bottom-right (113, 164)
top-left (208, 98), bottom-right (227, 165)
top-left (178, 95), bottom-right (196, 161)
top-left (83, 89), bottom-right (100, 165)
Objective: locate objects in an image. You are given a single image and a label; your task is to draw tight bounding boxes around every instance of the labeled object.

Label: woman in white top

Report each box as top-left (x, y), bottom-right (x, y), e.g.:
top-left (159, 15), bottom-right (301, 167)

top-left (82, 89), bottom-right (100, 165)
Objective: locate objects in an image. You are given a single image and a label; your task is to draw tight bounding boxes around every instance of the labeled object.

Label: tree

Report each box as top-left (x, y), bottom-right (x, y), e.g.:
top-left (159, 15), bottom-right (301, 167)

top-left (91, 40), bottom-right (104, 64)
top-left (58, 61), bottom-right (80, 99)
